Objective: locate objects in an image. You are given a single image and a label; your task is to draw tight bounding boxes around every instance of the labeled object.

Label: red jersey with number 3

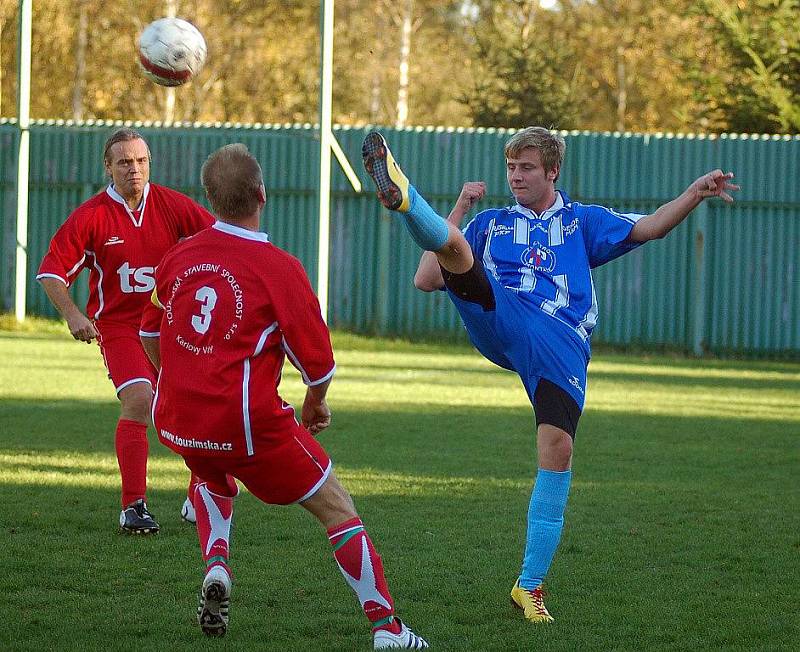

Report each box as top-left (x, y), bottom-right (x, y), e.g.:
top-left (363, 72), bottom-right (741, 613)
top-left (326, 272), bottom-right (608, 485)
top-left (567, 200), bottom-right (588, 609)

top-left (37, 183), bottom-right (214, 326)
top-left (145, 221), bottom-right (336, 458)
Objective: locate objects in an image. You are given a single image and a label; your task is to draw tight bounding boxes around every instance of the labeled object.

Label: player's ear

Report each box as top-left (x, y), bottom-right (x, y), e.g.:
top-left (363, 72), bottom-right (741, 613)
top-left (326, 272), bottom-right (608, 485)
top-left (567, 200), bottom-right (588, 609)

top-left (257, 184), bottom-right (267, 205)
top-left (548, 165), bottom-right (559, 182)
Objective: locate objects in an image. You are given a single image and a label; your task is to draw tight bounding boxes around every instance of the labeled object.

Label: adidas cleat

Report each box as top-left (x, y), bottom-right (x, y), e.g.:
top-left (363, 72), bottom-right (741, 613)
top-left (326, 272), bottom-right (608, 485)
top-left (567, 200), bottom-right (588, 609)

top-left (119, 499), bottom-right (160, 535)
top-left (373, 619), bottom-right (429, 649)
top-left (510, 579), bottom-right (554, 623)
top-left (197, 565), bottom-right (231, 637)
top-left (362, 131), bottom-right (411, 212)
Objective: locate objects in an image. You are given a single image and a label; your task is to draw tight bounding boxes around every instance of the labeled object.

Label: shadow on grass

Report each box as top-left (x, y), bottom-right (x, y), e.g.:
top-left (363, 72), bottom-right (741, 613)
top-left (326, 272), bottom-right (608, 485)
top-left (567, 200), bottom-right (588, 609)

top-left (2, 396), bottom-right (798, 650)
top-left (2, 398), bottom-right (797, 486)
top-left (339, 358), bottom-right (800, 392)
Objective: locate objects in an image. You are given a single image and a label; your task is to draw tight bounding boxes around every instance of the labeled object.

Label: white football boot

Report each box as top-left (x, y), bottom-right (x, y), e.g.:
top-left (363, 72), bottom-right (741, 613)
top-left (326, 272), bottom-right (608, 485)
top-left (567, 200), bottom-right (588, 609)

top-left (197, 565), bottom-right (231, 637)
top-left (373, 619), bottom-right (429, 649)
top-left (180, 497), bottom-right (196, 524)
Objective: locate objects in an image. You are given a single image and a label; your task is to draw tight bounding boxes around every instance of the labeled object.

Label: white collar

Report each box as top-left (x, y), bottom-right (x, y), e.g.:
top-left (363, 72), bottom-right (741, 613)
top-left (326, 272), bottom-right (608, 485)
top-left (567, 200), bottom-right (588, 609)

top-left (512, 191), bottom-right (564, 220)
top-left (106, 183), bottom-right (150, 227)
top-left (212, 220), bottom-right (270, 243)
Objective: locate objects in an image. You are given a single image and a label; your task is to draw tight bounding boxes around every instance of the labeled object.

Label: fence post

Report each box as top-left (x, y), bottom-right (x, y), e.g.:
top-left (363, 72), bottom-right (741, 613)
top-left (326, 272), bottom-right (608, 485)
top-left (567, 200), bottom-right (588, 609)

top-left (376, 211), bottom-right (391, 335)
top-left (15, 0), bottom-right (33, 322)
top-left (691, 203), bottom-right (708, 356)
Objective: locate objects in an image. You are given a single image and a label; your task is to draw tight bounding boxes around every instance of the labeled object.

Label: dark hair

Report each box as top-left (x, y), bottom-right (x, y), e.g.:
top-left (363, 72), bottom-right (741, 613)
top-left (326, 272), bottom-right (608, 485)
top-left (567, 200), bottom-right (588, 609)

top-left (201, 144), bottom-right (264, 219)
top-left (103, 128), bottom-right (150, 165)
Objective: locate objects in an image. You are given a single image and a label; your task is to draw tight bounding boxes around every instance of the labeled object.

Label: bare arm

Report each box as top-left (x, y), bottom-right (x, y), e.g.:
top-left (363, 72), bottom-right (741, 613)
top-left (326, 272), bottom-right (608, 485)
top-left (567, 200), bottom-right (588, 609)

top-left (302, 378), bottom-right (332, 435)
top-left (141, 336), bottom-right (161, 370)
top-left (629, 170), bottom-right (739, 243)
top-left (39, 277), bottom-right (99, 343)
top-left (414, 181), bottom-right (486, 291)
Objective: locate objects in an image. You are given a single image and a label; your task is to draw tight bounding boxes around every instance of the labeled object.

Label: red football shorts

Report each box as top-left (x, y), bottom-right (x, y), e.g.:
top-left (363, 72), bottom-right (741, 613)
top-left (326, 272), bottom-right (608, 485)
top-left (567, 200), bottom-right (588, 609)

top-left (95, 321), bottom-right (157, 394)
top-left (182, 426), bottom-right (332, 505)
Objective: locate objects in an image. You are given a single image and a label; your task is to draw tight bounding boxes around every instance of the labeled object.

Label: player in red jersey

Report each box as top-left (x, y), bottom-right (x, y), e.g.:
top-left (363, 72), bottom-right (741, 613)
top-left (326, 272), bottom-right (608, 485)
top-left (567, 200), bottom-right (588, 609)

top-left (138, 144), bottom-right (428, 649)
top-left (37, 128), bottom-right (214, 534)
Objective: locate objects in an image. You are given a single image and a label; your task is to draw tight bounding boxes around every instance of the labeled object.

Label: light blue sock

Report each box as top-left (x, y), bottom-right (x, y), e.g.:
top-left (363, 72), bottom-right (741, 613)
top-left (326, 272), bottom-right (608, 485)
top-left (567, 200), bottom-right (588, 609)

top-left (396, 185), bottom-right (449, 251)
top-left (519, 469), bottom-right (572, 589)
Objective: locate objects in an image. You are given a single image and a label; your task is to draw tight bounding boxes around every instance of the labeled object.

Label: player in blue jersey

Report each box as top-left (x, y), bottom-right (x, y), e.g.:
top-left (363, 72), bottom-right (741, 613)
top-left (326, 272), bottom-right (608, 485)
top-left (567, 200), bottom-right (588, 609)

top-left (362, 127), bottom-right (738, 623)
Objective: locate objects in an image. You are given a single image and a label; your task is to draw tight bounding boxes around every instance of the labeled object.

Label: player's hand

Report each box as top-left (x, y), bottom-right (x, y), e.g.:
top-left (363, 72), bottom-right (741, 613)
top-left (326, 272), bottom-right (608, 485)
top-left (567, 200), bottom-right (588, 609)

top-left (456, 181), bottom-right (486, 213)
top-left (447, 181), bottom-right (486, 226)
top-left (691, 170), bottom-right (739, 203)
top-left (66, 313), bottom-right (99, 343)
top-left (302, 396), bottom-right (331, 436)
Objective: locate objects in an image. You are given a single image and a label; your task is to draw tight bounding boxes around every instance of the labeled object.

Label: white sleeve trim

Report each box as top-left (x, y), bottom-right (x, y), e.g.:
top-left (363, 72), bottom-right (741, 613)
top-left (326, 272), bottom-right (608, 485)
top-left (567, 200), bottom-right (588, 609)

top-left (115, 377), bottom-right (153, 395)
top-left (36, 273), bottom-right (68, 285)
top-left (138, 330), bottom-right (160, 338)
top-left (307, 364), bottom-right (336, 387)
top-left (281, 336), bottom-right (336, 386)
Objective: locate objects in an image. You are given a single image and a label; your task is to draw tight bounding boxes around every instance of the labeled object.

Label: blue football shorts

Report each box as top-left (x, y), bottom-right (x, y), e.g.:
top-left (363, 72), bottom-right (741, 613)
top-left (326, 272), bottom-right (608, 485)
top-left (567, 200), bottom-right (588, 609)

top-left (444, 261), bottom-right (589, 413)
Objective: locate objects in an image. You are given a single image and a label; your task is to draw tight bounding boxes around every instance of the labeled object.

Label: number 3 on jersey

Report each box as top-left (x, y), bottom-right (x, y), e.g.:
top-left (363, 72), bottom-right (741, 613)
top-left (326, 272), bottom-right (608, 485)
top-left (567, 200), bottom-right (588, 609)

top-left (191, 286), bottom-right (218, 334)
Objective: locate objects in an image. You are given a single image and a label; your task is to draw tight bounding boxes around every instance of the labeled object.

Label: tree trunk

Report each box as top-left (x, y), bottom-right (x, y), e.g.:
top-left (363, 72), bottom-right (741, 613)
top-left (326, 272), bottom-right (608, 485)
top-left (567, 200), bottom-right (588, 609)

top-left (395, 0), bottom-right (413, 128)
top-left (370, 9), bottom-right (385, 122)
top-left (616, 44), bottom-right (627, 132)
top-left (72, 0), bottom-right (89, 121)
top-left (163, 0), bottom-right (178, 123)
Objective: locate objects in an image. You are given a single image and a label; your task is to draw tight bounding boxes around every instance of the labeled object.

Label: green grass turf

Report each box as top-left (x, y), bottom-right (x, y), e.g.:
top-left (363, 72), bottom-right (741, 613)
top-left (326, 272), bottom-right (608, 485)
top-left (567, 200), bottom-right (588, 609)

top-left (1, 325), bottom-right (798, 651)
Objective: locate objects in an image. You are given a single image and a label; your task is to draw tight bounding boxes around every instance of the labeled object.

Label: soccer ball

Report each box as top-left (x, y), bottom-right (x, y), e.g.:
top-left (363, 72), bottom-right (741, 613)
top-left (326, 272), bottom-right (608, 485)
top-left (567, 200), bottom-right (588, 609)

top-left (137, 17), bottom-right (207, 87)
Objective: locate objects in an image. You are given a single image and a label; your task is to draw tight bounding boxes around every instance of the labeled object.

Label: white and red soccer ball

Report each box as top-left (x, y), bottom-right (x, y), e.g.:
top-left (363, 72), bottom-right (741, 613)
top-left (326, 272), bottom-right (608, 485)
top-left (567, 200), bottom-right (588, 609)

top-left (137, 17), bottom-right (207, 87)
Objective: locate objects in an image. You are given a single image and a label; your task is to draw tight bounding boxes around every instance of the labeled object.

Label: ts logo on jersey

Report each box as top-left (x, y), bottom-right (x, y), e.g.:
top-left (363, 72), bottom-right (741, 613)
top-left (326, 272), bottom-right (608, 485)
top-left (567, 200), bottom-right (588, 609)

top-left (117, 262), bottom-right (155, 293)
top-left (521, 244), bottom-right (556, 273)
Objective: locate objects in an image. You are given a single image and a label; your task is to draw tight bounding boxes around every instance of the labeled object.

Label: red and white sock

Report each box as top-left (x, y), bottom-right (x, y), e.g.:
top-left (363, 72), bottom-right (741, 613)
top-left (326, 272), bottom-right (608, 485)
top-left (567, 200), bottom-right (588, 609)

top-left (327, 517), bottom-right (400, 634)
top-left (195, 482), bottom-right (234, 576)
top-left (187, 472), bottom-right (201, 504)
top-left (115, 418), bottom-right (148, 507)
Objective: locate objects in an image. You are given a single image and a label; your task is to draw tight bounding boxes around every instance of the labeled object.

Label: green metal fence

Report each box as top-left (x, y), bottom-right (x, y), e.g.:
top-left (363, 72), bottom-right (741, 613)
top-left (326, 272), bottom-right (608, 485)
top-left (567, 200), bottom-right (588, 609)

top-left (1, 120), bottom-right (798, 357)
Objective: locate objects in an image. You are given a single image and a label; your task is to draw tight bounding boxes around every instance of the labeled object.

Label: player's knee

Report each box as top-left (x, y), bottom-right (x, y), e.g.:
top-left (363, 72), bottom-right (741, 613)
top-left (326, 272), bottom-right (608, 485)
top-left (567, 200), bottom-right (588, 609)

top-left (553, 437), bottom-right (573, 468)
top-left (118, 383), bottom-right (153, 422)
top-left (537, 425), bottom-right (573, 471)
top-left (414, 271), bottom-right (441, 292)
top-left (301, 473), bottom-right (358, 528)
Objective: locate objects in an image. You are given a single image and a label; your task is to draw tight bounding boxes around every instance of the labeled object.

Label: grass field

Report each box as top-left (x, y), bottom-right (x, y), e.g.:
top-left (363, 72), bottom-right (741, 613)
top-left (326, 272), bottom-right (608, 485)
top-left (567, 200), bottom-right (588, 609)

top-left (1, 325), bottom-right (798, 651)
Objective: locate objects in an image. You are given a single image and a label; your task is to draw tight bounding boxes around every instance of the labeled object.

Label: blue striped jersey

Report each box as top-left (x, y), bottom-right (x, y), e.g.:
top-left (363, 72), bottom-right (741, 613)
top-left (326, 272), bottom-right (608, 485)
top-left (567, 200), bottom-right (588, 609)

top-left (462, 190), bottom-right (645, 350)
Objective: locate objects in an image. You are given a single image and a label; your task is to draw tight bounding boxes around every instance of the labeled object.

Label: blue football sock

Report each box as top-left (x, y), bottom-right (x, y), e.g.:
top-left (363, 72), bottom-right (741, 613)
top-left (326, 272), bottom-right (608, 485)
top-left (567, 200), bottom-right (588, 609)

top-left (520, 468), bottom-right (572, 589)
top-left (397, 185), bottom-right (449, 251)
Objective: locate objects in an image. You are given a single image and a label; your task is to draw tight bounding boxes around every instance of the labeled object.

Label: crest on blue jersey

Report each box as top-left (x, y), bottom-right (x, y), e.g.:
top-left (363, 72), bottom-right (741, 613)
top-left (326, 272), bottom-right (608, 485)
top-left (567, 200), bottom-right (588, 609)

top-left (521, 244), bottom-right (556, 272)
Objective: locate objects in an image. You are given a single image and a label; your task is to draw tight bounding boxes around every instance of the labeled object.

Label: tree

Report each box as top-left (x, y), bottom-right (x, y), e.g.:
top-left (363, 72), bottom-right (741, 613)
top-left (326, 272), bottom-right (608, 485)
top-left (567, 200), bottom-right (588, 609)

top-left (461, 1), bottom-right (583, 129)
top-left (558, 0), bottom-right (708, 132)
top-left (333, 0), bottom-right (472, 127)
top-left (689, 0), bottom-right (800, 133)
top-left (3, 0), bottom-right (795, 133)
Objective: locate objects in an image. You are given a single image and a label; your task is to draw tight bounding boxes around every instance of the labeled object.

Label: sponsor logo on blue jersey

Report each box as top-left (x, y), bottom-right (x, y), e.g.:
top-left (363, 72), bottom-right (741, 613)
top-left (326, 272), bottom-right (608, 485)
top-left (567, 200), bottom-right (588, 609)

top-left (492, 224), bottom-right (513, 236)
top-left (521, 244), bottom-right (556, 272)
top-left (568, 375), bottom-right (584, 394)
top-left (564, 217), bottom-right (580, 236)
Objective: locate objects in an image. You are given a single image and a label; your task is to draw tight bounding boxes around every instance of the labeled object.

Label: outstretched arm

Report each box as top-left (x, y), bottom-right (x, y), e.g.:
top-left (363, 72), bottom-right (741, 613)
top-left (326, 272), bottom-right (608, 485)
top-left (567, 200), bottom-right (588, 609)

top-left (629, 170), bottom-right (739, 243)
top-left (414, 181), bottom-right (486, 291)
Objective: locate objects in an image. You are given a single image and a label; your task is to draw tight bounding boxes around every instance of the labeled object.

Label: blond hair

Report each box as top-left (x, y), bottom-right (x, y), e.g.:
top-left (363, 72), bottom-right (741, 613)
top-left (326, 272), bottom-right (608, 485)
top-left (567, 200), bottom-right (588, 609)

top-left (504, 127), bottom-right (566, 180)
